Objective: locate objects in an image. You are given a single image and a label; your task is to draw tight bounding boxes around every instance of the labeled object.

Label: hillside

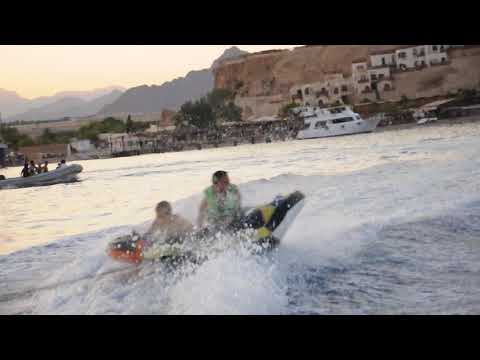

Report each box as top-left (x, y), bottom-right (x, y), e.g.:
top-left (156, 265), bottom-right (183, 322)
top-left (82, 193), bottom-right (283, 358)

top-left (0, 89), bottom-right (29, 118)
top-left (7, 90), bottom-right (124, 122)
top-left (1, 86), bottom-right (125, 120)
top-left (99, 46), bottom-right (248, 115)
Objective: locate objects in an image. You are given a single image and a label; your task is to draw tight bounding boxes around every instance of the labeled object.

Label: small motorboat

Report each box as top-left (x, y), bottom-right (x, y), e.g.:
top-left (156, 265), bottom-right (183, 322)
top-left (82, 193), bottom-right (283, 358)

top-left (0, 164), bottom-right (83, 189)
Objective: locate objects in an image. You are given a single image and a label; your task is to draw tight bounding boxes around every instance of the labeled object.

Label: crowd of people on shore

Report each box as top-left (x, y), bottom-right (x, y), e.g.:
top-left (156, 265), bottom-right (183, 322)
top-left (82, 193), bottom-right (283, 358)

top-left (109, 119), bottom-right (303, 156)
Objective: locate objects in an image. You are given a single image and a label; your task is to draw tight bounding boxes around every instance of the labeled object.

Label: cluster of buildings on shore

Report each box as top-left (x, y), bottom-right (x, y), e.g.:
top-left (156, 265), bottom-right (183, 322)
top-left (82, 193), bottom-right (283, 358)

top-left (290, 45), bottom-right (462, 107)
top-left (1, 115), bottom-right (300, 166)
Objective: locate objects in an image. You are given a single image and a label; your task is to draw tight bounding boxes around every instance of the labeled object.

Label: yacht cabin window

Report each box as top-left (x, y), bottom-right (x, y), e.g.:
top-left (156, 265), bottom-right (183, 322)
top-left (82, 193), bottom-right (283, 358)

top-left (314, 121), bottom-right (327, 129)
top-left (332, 117), bottom-right (355, 124)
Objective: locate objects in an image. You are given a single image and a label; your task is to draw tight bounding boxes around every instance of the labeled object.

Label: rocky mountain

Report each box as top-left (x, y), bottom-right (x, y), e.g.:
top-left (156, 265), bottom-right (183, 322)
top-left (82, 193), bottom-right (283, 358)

top-left (28, 85), bottom-right (125, 108)
top-left (0, 89), bottom-right (29, 118)
top-left (99, 46), bottom-right (248, 115)
top-left (7, 90), bottom-right (124, 122)
top-left (0, 86), bottom-right (125, 120)
top-left (211, 46), bottom-right (248, 70)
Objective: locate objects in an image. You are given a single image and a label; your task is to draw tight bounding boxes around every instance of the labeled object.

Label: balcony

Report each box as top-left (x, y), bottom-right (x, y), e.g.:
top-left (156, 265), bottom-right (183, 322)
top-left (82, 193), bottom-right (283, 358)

top-left (315, 90), bottom-right (329, 98)
top-left (376, 75), bottom-right (393, 82)
top-left (357, 78), bottom-right (370, 84)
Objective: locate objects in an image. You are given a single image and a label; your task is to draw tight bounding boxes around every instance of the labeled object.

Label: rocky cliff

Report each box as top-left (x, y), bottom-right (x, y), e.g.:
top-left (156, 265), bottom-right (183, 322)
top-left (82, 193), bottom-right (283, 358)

top-left (214, 45), bottom-right (480, 120)
top-left (214, 46), bottom-right (401, 97)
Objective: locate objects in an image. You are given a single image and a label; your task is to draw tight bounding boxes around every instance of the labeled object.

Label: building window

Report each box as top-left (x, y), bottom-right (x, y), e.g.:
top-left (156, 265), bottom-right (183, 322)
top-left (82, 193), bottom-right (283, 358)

top-left (441, 57), bottom-right (446, 63)
top-left (371, 74), bottom-right (377, 81)
top-left (379, 73), bottom-right (385, 80)
top-left (384, 83), bottom-right (391, 91)
top-left (357, 65), bottom-right (365, 71)
top-left (341, 85), bottom-right (348, 92)
top-left (318, 100), bottom-right (324, 107)
top-left (398, 52), bottom-right (406, 59)
top-left (296, 89), bottom-right (302, 97)
top-left (433, 45), bottom-right (438, 51)
top-left (421, 60), bottom-right (426, 66)
top-left (382, 57), bottom-right (386, 65)
top-left (304, 88), bottom-right (310, 95)
top-left (333, 87), bottom-right (339, 94)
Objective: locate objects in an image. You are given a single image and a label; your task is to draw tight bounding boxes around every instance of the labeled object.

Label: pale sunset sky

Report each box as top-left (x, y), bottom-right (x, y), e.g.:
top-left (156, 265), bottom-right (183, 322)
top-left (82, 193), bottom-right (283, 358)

top-left (1, 45), bottom-right (297, 99)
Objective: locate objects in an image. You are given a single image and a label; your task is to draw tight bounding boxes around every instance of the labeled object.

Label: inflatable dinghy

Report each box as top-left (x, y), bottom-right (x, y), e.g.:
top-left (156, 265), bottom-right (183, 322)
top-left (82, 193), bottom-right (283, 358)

top-left (0, 164), bottom-right (83, 189)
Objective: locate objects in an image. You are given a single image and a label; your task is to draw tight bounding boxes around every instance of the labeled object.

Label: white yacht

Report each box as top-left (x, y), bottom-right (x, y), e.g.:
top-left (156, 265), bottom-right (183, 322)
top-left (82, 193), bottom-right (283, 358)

top-left (295, 106), bottom-right (381, 140)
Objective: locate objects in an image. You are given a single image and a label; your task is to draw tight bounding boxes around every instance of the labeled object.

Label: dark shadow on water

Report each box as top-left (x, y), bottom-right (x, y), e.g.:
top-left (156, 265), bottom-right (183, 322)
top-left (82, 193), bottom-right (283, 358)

top-left (286, 199), bottom-right (480, 314)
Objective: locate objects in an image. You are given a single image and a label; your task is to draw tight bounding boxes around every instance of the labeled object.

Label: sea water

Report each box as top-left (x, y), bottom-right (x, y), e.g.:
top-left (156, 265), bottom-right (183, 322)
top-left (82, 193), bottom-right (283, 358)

top-left (1, 122), bottom-right (480, 314)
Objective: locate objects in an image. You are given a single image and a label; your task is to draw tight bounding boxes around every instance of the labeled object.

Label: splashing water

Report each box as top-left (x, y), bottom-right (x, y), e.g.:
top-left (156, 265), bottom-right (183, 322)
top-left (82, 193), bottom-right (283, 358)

top-left (2, 121), bottom-right (480, 314)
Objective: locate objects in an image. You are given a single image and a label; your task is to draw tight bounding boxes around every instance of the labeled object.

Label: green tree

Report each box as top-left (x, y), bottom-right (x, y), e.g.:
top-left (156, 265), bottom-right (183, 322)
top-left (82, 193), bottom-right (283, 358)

top-left (207, 88), bottom-right (234, 109)
top-left (175, 88), bottom-right (242, 128)
top-left (0, 125), bottom-right (34, 150)
top-left (178, 99), bottom-right (215, 129)
top-left (77, 117), bottom-right (126, 142)
top-left (38, 128), bottom-right (77, 145)
top-left (218, 101), bottom-right (242, 122)
top-left (278, 102), bottom-right (298, 119)
top-left (126, 114), bottom-right (133, 133)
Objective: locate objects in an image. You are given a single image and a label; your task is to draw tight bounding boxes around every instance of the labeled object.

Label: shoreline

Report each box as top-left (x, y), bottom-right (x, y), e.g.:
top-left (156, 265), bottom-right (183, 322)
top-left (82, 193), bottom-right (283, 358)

top-left (84, 114), bottom-right (480, 161)
top-left (376, 114), bottom-right (480, 133)
top-left (3, 115), bottom-right (479, 168)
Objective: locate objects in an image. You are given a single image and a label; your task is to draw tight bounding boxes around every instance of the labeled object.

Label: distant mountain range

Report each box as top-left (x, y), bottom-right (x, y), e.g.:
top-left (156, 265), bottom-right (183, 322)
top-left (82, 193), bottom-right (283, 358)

top-left (0, 46), bottom-right (248, 122)
top-left (0, 86), bottom-right (125, 122)
top-left (99, 46), bottom-right (248, 115)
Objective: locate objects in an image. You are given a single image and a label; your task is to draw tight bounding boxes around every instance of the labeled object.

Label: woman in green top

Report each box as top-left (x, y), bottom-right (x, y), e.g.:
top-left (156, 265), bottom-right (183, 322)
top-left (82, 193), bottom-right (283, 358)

top-left (197, 170), bottom-right (242, 229)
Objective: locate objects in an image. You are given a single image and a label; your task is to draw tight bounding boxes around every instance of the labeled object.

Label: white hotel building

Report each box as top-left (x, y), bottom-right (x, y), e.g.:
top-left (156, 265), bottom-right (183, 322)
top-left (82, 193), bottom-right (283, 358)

top-left (290, 45), bottom-right (459, 107)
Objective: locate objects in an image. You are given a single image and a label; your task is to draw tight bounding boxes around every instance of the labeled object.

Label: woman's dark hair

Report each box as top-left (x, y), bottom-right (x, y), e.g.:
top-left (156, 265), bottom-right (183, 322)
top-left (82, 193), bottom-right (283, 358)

top-left (156, 201), bottom-right (172, 215)
top-left (212, 170), bottom-right (228, 184)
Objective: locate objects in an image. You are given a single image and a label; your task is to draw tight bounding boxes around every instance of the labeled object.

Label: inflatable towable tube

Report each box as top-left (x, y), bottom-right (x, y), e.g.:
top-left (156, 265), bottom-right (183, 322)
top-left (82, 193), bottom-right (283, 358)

top-left (107, 190), bottom-right (305, 264)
